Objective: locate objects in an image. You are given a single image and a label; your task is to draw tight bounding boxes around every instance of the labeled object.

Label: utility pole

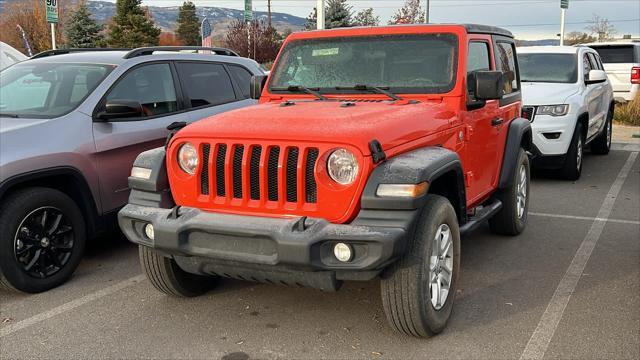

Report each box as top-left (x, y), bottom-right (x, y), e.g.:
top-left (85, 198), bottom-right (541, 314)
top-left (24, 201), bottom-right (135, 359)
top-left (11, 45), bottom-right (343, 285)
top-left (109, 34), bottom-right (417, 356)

top-left (425, 0), bottom-right (430, 24)
top-left (317, 0), bottom-right (325, 30)
top-left (560, 0), bottom-right (569, 45)
top-left (267, 0), bottom-right (272, 27)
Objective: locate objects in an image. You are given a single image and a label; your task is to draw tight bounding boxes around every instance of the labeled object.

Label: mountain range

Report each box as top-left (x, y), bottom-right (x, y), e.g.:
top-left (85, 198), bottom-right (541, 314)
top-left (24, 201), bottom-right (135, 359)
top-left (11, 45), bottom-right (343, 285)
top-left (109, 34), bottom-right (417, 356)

top-left (86, 1), bottom-right (306, 37)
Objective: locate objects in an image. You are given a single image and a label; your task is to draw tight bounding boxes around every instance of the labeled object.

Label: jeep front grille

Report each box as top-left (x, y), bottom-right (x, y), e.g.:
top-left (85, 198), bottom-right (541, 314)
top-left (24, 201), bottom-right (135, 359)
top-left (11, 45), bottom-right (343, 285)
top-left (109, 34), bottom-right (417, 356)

top-left (199, 143), bottom-right (320, 205)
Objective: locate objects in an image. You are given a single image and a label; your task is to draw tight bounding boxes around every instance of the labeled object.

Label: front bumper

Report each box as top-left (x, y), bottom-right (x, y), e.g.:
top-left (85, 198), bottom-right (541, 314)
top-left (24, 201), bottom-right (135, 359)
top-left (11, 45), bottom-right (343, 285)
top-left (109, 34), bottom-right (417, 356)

top-left (530, 112), bottom-right (578, 156)
top-left (118, 204), bottom-right (409, 289)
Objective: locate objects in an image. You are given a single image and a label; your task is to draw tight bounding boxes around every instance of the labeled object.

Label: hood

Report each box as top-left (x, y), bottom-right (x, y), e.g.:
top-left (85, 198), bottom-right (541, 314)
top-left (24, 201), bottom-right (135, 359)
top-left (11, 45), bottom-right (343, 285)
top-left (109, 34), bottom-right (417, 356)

top-left (175, 100), bottom-right (456, 153)
top-left (0, 117), bottom-right (49, 134)
top-left (521, 82), bottom-right (580, 106)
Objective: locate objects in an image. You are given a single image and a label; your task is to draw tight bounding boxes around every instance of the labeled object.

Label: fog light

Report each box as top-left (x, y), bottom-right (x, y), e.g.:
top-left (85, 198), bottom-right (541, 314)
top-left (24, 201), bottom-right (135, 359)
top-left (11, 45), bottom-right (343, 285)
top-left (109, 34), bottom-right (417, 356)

top-left (144, 223), bottom-right (155, 240)
top-left (333, 242), bottom-right (353, 262)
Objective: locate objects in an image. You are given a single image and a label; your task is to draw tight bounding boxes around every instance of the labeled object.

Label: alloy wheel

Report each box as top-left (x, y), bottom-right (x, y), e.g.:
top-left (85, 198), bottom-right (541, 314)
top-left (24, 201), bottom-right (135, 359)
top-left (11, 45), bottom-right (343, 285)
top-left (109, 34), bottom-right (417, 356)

top-left (429, 224), bottom-right (454, 310)
top-left (576, 137), bottom-right (583, 171)
top-left (13, 207), bottom-right (74, 279)
top-left (516, 164), bottom-right (527, 219)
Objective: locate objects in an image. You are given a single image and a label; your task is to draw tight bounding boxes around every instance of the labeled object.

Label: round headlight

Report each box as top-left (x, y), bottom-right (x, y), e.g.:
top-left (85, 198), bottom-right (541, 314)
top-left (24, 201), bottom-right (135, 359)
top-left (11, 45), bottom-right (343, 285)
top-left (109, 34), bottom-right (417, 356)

top-left (327, 148), bottom-right (359, 185)
top-left (177, 142), bottom-right (198, 174)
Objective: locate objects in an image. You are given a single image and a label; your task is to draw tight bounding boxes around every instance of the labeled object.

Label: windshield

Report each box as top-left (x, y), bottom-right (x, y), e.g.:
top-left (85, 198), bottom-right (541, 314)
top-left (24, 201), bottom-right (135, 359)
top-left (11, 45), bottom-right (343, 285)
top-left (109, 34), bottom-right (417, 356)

top-left (0, 62), bottom-right (114, 118)
top-left (518, 53), bottom-right (577, 83)
top-left (269, 33), bottom-right (458, 94)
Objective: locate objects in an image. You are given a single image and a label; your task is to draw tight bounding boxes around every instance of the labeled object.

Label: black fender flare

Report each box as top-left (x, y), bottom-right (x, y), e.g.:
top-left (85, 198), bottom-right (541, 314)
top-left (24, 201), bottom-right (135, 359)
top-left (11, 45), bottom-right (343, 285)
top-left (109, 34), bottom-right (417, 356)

top-left (360, 146), bottom-right (466, 218)
top-left (498, 117), bottom-right (532, 189)
top-left (127, 147), bottom-right (175, 208)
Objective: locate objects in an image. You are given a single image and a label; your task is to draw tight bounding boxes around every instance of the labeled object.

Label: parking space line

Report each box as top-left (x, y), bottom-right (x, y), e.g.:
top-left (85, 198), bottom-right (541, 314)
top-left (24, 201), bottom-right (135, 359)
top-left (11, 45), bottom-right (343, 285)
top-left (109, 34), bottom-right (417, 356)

top-left (0, 275), bottom-right (145, 339)
top-left (520, 151), bottom-right (639, 360)
top-left (529, 212), bottom-right (640, 225)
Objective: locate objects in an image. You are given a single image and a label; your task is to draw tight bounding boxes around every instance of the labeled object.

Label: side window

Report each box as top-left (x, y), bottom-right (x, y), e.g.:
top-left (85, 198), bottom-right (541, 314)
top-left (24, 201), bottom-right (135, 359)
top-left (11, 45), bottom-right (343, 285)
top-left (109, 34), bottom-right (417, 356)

top-left (176, 62), bottom-right (237, 108)
top-left (106, 63), bottom-right (178, 118)
top-left (494, 41), bottom-right (519, 94)
top-left (583, 54), bottom-right (593, 81)
top-left (588, 53), bottom-right (602, 70)
top-left (467, 42), bottom-right (491, 74)
top-left (228, 65), bottom-right (253, 99)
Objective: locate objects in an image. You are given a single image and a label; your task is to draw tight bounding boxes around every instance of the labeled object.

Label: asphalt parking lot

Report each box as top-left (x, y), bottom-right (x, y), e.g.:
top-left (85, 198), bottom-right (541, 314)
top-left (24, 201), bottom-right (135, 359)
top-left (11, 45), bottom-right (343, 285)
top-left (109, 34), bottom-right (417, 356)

top-left (1, 145), bottom-right (639, 360)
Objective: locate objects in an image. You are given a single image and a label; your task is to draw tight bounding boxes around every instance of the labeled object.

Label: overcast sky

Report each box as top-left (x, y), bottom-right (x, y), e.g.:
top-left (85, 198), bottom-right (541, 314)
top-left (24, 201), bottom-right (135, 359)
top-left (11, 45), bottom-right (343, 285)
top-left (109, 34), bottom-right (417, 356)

top-left (138, 0), bottom-right (639, 40)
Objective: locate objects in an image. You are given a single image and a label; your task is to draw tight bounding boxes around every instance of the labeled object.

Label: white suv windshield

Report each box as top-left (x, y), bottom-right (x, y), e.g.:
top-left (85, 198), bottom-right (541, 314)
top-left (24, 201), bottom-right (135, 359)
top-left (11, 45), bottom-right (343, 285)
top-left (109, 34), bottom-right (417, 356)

top-left (0, 62), bottom-right (114, 118)
top-left (590, 45), bottom-right (638, 64)
top-left (269, 33), bottom-right (459, 94)
top-left (518, 53), bottom-right (577, 83)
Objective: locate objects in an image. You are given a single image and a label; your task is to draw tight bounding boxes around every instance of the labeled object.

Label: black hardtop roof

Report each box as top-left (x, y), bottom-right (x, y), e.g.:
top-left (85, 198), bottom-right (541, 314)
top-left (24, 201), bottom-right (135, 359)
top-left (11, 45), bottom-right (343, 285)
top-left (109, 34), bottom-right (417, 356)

top-left (463, 24), bottom-right (513, 38)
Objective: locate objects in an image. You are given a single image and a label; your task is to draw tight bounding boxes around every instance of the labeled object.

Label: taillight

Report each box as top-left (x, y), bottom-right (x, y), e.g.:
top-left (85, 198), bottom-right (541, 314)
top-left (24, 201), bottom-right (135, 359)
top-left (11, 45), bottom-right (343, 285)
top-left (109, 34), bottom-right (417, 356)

top-left (632, 66), bottom-right (640, 84)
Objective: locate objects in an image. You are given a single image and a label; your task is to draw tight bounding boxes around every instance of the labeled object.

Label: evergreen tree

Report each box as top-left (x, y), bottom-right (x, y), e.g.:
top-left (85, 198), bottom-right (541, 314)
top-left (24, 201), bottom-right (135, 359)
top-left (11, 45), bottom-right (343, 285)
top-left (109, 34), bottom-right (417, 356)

top-left (353, 8), bottom-right (380, 27)
top-left (305, 0), bottom-right (354, 30)
top-left (176, 1), bottom-right (200, 46)
top-left (64, 1), bottom-right (104, 48)
top-left (106, 0), bottom-right (161, 48)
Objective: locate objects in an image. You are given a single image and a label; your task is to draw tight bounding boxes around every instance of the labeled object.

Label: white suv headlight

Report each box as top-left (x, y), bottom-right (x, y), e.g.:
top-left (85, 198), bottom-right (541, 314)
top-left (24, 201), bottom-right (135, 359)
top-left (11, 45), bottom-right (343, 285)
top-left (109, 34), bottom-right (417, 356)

top-left (177, 142), bottom-right (198, 174)
top-left (327, 148), bottom-right (359, 185)
top-left (537, 104), bottom-right (569, 116)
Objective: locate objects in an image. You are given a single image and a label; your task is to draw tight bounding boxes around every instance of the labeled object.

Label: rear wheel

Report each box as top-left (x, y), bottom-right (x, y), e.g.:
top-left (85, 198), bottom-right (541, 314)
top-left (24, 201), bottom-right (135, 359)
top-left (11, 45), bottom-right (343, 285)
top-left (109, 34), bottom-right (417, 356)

top-left (489, 148), bottom-right (530, 236)
top-left (380, 195), bottom-right (460, 337)
top-left (0, 188), bottom-right (86, 293)
top-left (139, 245), bottom-right (215, 297)
top-left (561, 122), bottom-right (584, 181)
top-left (591, 109), bottom-right (612, 155)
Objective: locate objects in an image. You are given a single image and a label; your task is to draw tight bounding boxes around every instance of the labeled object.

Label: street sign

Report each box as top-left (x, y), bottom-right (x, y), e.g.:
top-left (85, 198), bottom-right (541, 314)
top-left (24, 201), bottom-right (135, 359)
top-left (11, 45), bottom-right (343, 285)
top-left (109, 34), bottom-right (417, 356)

top-left (45, 0), bottom-right (58, 23)
top-left (560, 0), bottom-right (569, 9)
top-left (244, 0), bottom-right (252, 22)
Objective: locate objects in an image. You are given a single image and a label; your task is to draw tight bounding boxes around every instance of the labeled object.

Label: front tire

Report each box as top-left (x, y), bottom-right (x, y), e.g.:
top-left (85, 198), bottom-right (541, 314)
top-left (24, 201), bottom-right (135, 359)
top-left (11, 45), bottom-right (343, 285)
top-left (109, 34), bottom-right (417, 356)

top-left (561, 122), bottom-right (584, 180)
top-left (380, 195), bottom-right (461, 337)
top-left (489, 148), bottom-right (530, 235)
top-left (139, 245), bottom-right (215, 297)
top-left (0, 188), bottom-right (86, 293)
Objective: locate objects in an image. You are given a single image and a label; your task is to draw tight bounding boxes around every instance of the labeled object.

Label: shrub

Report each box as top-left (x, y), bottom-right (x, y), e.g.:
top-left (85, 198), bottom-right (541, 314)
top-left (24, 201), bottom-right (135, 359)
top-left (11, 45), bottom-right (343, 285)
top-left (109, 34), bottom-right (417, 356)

top-left (614, 96), bottom-right (640, 127)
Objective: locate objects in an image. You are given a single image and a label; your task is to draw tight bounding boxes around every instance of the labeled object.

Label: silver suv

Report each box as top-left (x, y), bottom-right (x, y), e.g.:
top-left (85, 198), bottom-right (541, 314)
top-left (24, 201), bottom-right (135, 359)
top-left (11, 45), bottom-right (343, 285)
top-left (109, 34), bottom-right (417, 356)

top-left (0, 47), bottom-right (263, 293)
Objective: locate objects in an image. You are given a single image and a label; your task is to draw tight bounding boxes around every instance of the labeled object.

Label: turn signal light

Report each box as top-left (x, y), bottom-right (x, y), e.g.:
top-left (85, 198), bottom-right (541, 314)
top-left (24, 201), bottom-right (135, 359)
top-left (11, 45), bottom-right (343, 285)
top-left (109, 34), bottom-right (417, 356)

top-left (376, 182), bottom-right (429, 198)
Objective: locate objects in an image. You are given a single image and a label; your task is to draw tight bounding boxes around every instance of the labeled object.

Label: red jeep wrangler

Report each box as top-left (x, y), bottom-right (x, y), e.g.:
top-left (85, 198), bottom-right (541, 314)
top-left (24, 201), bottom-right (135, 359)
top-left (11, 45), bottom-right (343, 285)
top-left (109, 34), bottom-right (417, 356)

top-left (119, 24), bottom-right (532, 337)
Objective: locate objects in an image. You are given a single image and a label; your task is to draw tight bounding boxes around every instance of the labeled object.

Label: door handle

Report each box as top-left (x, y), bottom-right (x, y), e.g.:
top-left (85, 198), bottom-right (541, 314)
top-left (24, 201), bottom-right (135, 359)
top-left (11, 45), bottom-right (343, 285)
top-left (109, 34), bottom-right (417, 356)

top-left (491, 118), bottom-right (504, 126)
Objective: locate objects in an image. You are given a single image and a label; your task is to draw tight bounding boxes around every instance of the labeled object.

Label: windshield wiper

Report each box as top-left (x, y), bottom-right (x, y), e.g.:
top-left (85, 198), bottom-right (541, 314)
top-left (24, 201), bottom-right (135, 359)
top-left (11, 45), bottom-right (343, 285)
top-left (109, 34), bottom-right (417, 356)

top-left (336, 84), bottom-right (403, 101)
top-left (0, 113), bottom-right (20, 118)
top-left (271, 85), bottom-right (327, 101)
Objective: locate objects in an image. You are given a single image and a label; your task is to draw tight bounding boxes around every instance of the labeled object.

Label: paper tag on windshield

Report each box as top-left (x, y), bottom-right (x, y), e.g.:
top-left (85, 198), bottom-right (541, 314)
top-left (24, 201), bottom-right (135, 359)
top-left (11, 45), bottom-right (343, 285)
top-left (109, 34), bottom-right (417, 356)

top-left (312, 48), bottom-right (339, 57)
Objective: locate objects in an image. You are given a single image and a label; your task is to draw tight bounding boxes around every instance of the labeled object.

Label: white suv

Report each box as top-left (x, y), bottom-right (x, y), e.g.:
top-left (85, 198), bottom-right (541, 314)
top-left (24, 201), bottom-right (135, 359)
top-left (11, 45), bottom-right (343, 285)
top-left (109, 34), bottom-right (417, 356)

top-left (584, 41), bottom-right (639, 102)
top-left (517, 46), bottom-right (614, 180)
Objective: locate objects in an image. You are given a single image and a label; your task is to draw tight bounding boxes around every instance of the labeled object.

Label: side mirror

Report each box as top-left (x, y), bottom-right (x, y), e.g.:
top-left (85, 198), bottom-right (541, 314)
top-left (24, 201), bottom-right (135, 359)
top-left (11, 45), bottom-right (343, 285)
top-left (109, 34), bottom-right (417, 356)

top-left (96, 99), bottom-right (143, 121)
top-left (472, 71), bottom-right (504, 101)
top-left (250, 75), bottom-right (268, 100)
top-left (586, 69), bottom-right (607, 85)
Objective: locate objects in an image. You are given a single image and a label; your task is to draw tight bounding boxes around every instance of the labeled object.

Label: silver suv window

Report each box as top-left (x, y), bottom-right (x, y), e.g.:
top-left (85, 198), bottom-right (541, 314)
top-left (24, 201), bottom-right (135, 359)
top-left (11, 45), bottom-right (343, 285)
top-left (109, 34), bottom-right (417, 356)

top-left (105, 63), bottom-right (178, 118)
top-left (0, 63), bottom-right (113, 118)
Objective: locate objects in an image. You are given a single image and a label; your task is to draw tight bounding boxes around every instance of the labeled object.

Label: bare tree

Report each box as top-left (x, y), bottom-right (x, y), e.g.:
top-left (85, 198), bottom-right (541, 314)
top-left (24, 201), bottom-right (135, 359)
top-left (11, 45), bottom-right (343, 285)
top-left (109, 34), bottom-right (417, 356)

top-left (223, 19), bottom-right (282, 64)
top-left (388, 0), bottom-right (425, 25)
top-left (585, 14), bottom-right (617, 42)
top-left (564, 31), bottom-right (596, 45)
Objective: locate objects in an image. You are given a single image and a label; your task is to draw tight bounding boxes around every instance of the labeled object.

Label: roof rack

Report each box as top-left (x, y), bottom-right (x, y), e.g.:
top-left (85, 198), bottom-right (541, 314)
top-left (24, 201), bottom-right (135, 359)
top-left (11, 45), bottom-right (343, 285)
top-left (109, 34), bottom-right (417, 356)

top-left (123, 46), bottom-right (239, 59)
top-left (31, 48), bottom-right (130, 59)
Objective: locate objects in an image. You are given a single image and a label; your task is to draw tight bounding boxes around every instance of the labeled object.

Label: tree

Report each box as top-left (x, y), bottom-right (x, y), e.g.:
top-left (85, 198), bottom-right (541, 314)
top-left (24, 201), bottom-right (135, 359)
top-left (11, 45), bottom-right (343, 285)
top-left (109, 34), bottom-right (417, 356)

top-left (223, 19), bottom-right (282, 64)
top-left (0, 0), bottom-right (65, 54)
top-left (389, 0), bottom-right (425, 25)
top-left (64, 1), bottom-right (104, 48)
top-left (353, 8), bottom-right (380, 27)
top-left (106, 0), bottom-right (161, 48)
top-left (586, 14), bottom-right (617, 42)
top-left (176, 1), bottom-right (200, 46)
top-left (565, 31), bottom-right (596, 46)
top-left (305, 0), bottom-right (354, 30)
